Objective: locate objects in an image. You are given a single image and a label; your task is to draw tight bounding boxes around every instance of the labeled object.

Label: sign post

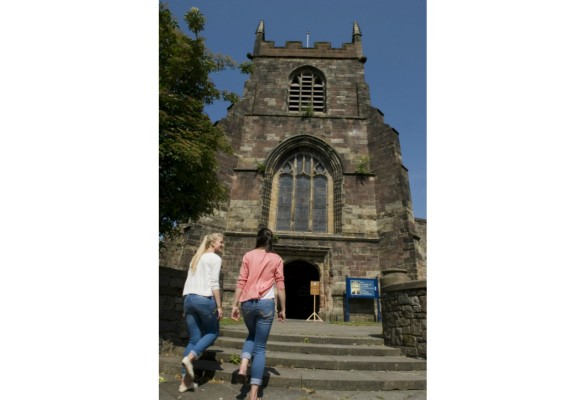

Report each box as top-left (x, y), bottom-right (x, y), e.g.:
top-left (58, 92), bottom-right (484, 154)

top-left (306, 281), bottom-right (323, 322)
top-left (344, 276), bottom-right (381, 322)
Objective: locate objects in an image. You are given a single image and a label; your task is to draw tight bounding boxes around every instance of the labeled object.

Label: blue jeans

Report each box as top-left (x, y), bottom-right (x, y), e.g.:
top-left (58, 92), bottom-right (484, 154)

top-left (241, 298), bottom-right (275, 386)
top-left (182, 294), bottom-right (219, 376)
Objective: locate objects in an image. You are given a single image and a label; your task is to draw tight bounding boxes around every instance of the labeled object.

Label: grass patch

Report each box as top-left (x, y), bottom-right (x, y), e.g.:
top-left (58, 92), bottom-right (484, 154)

top-left (229, 354), bottom-right (242, 365)
top-left (220, 318), bottom-right (244, 327)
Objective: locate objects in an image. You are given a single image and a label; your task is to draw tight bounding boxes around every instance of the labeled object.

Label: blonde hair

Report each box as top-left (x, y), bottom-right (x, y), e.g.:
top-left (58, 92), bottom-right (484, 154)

top-left (189, 233), bottom-right (223, 272)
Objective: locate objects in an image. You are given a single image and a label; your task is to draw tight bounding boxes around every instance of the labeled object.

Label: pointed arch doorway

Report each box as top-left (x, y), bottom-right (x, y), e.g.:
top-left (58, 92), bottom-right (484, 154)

top-left (283, 260), bottom-right (320, 319)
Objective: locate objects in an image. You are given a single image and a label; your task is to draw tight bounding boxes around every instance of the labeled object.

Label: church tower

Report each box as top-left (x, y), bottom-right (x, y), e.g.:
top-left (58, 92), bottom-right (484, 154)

top-left (162, 21), bottom-right (424, 321)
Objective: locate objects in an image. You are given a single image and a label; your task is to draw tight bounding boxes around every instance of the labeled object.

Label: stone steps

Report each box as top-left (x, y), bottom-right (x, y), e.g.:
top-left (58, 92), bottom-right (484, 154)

top-left (220, 328), bottom-right (386, 346)
top-left (164, 346), bottom-right (424, 372)
top-left (159, 322), bottom-right (426, 391)
top-left (159, 356), bottom-right (426, 391)
top-left (213, 336), bottom-right (401, 357)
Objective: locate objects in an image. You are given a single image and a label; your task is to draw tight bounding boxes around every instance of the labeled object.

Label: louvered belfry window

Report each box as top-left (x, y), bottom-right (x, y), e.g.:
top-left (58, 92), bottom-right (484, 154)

top-left (288, 70), bottom-right (325, 113)
top-left (276, 153), bottom-right (329, 232)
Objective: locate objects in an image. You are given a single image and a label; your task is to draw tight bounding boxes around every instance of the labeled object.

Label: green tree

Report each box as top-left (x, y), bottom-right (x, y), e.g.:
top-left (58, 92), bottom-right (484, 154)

top-left (159, 3), bottom-right (235, 239)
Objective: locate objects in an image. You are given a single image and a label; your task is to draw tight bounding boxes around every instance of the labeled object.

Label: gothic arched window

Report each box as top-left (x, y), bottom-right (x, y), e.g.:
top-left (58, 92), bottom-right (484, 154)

top-left (274, 153), bottom-right (330, 232)
top-left (288, 69), bottom-right (325, 113)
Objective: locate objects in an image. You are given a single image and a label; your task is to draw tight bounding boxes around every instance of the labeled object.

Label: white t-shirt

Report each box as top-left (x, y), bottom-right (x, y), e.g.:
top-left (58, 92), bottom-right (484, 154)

top-left (182, 252), bottom-right (222, 297)
top-left (261, 284), bottom-right (275, 299)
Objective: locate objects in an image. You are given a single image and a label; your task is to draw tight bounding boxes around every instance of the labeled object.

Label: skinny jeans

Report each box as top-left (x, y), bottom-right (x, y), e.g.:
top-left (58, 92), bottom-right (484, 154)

top-left (182, 294), bottom-right (219, 376)
top-left (240, 298), bottom-right (275, 386)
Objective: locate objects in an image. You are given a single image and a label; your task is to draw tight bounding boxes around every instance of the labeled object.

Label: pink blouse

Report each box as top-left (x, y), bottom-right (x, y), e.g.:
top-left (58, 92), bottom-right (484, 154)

top-left (236, 249), bottom-right (285, 303)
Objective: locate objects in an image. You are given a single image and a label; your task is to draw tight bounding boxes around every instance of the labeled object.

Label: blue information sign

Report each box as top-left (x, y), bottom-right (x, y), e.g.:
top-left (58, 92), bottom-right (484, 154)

top-left (344, 277), bottom-right (381, 322)
top-left (347, 278), bottom-right (378, 298)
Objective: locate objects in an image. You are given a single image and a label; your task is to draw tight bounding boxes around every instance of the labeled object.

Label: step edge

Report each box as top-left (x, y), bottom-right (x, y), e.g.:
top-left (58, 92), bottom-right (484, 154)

top-left (159, 358), bottom-right (427, 390)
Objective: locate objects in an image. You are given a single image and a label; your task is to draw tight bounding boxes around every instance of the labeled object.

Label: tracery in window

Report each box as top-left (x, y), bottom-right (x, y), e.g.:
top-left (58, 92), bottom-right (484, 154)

top-left (288, 69), bottom-right (325, 113)
top-left (275, 153), bottom-right (329, 232)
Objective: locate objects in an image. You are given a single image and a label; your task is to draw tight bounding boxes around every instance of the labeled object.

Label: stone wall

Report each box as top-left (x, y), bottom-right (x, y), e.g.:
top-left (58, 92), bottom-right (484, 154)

top-left (414, 218), bottom-right (427, 279)
top-left (159, 267), bottom-right (188, 345)
top-left (213, 231), bottom-right (383, 321)
top-left (381, 280), bottom-right (426, 359)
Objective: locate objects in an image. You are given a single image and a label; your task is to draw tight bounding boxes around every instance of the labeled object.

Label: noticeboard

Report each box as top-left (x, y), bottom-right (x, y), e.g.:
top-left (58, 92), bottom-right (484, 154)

top-left (346, 278), bottom-right (379, 298)
top-left (344, 276), bottom-right (381, 322)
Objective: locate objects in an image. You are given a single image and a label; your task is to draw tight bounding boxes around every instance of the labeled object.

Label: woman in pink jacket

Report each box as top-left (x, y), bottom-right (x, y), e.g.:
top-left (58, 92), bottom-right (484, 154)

top-left (231, 228), bottom-right (286, 400)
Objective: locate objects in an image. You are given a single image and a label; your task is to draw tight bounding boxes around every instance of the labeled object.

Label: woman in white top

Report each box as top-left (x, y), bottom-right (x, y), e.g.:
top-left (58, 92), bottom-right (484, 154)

top-left (179, 233), bottom-right (224, 393)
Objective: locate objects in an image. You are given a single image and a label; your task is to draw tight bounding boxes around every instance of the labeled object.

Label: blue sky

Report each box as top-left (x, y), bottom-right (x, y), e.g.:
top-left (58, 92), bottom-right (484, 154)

top-left (162, 0), bottom-right (427, 219)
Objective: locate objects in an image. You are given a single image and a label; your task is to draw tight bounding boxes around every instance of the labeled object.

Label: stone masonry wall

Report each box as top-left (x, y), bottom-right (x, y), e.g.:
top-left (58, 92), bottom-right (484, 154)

top-left (159, 267), bottom-right (188, 345)
top-left (366, 106), bottom-right (418, 277)
top-left (414, 218), bottom-right (427, 279)
top-left (220, 232), bottom-right (382, 319)
top-left (245, 58), bottom-right (367, 118)
top-left (381, 280), bottom-right (426, 359)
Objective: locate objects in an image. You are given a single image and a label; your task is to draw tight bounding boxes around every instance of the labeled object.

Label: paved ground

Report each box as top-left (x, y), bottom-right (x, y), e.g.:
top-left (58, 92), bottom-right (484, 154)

top-left (218, 319), bottom-right (385, 339)
top-left (159, 372), bottom-right (427, 400)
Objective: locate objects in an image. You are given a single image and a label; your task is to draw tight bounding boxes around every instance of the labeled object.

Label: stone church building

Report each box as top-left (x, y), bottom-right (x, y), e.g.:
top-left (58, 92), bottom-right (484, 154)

top-left (160, 21), bottom-right (426, 325)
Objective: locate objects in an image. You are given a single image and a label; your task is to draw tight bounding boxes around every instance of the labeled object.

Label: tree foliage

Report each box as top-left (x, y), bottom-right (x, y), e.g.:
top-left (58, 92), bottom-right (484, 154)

top-left (159, 3), bottom-right (236, 240)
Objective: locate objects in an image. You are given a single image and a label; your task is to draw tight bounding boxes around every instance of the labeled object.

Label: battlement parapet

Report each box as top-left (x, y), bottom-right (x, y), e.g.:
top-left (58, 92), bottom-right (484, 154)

top-left (255, 40), bottom-right (362, 59)
top-left (252, 20), bottom-right (364, 60)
